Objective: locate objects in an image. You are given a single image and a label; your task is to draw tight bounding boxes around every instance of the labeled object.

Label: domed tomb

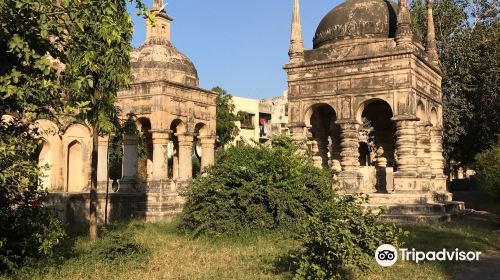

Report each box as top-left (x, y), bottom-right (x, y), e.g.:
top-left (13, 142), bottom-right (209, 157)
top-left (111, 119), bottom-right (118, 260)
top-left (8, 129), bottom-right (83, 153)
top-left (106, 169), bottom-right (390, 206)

top-left (130, 8), bottom-right (199, 87)
top-left (313, 0), bottom-right (398, 49)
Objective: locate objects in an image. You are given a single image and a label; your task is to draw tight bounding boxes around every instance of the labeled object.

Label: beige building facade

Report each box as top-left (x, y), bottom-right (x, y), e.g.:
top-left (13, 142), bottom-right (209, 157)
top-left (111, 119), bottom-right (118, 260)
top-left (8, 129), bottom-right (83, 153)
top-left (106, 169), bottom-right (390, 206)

top-left (285, 0), bottom-right (463, 221)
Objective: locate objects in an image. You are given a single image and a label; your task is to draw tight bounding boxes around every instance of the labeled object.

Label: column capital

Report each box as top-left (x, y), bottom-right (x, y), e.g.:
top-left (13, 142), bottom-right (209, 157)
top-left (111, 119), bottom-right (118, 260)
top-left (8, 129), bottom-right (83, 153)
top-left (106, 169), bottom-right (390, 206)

top-left (98, 135), bottom-right (110, 145)
top-left (198, 135), bottom-right (216, 146)
top-left (335, 119), bottom-right (361, 128)
top-left (391, 115), bottom-right (419, 122)
top-left (151, 129), bottom-right (172, 140)
top-left (176, 132), bottom-right (195, 146)
top-left (287, 122), bottom-right (306, 128)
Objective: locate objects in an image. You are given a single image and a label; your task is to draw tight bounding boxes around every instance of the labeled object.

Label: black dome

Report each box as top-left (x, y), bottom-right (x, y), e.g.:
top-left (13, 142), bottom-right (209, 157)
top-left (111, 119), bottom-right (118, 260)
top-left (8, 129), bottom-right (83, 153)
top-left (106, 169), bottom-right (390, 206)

top-left (314, 0), bottom-right (398, 48)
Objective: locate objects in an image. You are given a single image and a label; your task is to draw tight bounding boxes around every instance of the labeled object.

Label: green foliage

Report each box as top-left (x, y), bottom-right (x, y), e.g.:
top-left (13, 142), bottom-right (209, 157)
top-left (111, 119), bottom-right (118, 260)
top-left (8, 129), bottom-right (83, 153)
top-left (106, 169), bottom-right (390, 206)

top-left (293, 196), bottom-right (407, 280)
top-left (179, 135), bottom-right (335, 237)
top-left (474, 146), bottom-right (500, 199)
top-left (212, 86), bottom-right (240, 148)
top-left (0, 119), bottom-right (66, 272)
top-left (411, 0), bottom-right (500, 164)
top-left (83, 232), bottom-right (148, 263)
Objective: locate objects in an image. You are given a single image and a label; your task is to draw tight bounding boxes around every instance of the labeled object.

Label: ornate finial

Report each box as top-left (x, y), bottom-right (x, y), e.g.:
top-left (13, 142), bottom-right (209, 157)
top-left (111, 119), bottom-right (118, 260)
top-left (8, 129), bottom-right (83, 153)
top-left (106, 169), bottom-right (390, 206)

top-left (146, 0), bottom-right (172, 44)
top-left (289, 0), bottom-right (304, 64)
top-left (395, 0), bottom-right (413, 47)
top-left (426, 0), bottom-right (439, 65)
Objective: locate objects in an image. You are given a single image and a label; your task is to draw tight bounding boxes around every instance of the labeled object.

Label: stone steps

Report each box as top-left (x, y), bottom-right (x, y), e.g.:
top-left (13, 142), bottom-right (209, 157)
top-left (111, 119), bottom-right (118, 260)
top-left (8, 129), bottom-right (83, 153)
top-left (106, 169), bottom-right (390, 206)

top-left (381, 213), bottom-right (453, 224)
top-left (134, 192), bottom-right (185, 222)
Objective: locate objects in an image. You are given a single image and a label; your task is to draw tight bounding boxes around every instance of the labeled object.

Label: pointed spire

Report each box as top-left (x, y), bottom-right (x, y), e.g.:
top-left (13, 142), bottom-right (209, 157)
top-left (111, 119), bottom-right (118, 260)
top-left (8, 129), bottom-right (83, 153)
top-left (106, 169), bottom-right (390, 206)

top-left (395, 0), bottom-right (413, 47)
top-left (146, 0), bottom-right (173, 45)
top-left (426, 0), bottom-right (439, 65)
top-left (289, 0), bottom-right (304, 64)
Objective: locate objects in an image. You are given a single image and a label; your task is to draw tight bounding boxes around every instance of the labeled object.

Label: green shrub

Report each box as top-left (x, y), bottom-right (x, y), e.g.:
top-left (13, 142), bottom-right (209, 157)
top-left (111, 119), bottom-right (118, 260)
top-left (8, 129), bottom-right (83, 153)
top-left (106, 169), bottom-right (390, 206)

top-left (83, 232), bottom-right (148, 263)
top-left (475, 146), bottom-right (500, 199)
top-left (0, 120), bottom-right (66, 272)
top-left (178, 135), bottom-right (335, 237)
top-left (294, 195), bottom-right (407, 280)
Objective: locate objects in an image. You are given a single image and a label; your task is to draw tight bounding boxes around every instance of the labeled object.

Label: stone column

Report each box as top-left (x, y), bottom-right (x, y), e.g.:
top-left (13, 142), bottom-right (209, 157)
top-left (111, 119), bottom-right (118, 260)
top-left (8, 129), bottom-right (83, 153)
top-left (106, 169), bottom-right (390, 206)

top-left (391, 115), bottom-right (419, 193)
top-left (151, 130), bottom-right (171, 181)
top-left (336, 119), bottom-right (360, 173)
top-left (392, 116), bottom-right (418, 175)
top-left (288, 122), bottom-right (307, 151)
top-left (430, 127), bottom-right (445, 175)
top-left (199, 135), bottom-right (216, 170)
top-left (416, 122), bottom-right (432, 176)
top-left (430, 126), bottom-right (447, 193)
top-left (177, 133), bottom-right (194, 181)
top-left (97, 135), bottom-right (110, 182)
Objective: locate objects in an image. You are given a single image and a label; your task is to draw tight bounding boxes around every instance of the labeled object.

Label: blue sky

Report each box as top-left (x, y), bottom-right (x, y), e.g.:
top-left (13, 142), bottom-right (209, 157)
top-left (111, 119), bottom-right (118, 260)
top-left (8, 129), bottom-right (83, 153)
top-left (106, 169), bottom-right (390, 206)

top-left (127, 0), bottom-right (343, 99)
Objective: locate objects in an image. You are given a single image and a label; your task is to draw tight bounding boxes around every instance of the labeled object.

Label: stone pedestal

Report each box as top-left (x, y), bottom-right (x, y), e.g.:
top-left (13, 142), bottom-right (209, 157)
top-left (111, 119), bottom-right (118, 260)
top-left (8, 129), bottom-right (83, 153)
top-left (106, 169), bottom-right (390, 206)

top-left (121, 134), bottom-right (139, 192)
top-left (151, 130), bottom-right (171, 181)
top-left (199, 135), bottom-right (216, 171)
top-left (177, 133), bottom-right (194, 181)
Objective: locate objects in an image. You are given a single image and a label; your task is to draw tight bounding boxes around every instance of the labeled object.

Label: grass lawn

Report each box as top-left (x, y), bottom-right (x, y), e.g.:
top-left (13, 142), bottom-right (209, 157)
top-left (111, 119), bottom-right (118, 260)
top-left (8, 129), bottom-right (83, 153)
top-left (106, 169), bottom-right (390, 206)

top-left (2, 218), bottom-right (496, 280)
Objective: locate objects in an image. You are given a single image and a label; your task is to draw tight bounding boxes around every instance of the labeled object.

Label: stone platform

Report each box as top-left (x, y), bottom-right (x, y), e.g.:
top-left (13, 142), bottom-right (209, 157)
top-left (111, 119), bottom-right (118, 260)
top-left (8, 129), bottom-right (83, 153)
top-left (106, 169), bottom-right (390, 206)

top-left (365, 193), bottom-right (466, 224)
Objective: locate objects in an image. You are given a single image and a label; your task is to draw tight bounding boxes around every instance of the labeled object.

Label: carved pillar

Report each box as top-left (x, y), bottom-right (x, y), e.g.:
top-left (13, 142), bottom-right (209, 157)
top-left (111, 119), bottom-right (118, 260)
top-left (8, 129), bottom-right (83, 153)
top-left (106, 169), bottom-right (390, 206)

top-left (430, 127), bottom-right (445, 176)
top-left (97, 135), bottom-right (110, 182)
top-left (151, 130), bottom-right (170, 181)
top-left (199, 135), bottom-right (216, 171)
top-left (392, 116), bottom-right (418, 176)
top-left (288, 122), bottom-right (307, 151)
top-left (310, 140), bottom-right (323, 168)
top-left (430, 126), bottom-right (447, 193)
top-left (177, 133), bottom-right (194, 181)
top-left (416, 122), bottom-right (432, 176)
top-left (336, 119), bottom-right (360, 173)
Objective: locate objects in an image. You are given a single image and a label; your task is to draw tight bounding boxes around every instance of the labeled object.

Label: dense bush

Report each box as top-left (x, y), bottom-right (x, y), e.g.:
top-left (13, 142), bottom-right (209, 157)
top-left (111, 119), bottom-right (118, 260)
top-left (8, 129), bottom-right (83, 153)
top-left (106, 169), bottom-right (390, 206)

top-left (179, 136), bottom-right (335, 236)
top-left (294, 195), bottom-right (407, 280)
top-left (475, 146), bottom-right (500, 199)
top-left (0, 121), bottom-right (66, 272)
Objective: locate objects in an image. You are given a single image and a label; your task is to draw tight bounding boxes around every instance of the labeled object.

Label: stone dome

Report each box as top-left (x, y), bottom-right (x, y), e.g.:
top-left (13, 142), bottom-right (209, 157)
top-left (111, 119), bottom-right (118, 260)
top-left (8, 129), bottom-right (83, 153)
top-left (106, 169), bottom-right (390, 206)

top-left (313, 0), bottom-right (398, 49)
top-left (130, 42), bottom-right (199, 87)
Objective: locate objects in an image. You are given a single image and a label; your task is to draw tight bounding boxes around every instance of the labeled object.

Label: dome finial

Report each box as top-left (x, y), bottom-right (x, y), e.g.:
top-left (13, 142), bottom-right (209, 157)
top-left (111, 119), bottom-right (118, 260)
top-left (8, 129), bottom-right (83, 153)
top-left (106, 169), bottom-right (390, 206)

top-left (426, 0), bottom-right (439, 66)
top-left (395, 0), bottom-right (413, 47)
top-left (146, 0), bottom-right (173, 45)
top-left (289, 0), bottom-right (304, 64)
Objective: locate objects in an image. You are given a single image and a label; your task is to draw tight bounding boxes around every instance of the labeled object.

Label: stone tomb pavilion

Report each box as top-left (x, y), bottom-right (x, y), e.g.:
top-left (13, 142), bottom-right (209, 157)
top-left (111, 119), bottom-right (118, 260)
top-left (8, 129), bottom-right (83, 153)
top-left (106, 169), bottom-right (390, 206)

top-left (285, 0), bottom-right (464, 222)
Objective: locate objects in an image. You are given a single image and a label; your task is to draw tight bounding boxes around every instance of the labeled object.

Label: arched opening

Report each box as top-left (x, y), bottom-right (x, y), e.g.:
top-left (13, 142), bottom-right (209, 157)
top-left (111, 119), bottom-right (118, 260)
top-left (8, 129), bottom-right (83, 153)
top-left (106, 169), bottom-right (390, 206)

top-left (416, 101), bottom-right (426, 123)
top-left (38, 140), bottom-right (52, 190)
top-left (307, 104), bottom-right (341, 169)
top-left (360, 100), bottom-right (394, 193)
top-left (430, 108), bottom-right (438, 127)
top-left (67, 140), bottom-right (84, 192)
top-left (360, 100), bottom-right (394, 167)
top-left (169, 119), bottom-right (185, 179)
top-left (137, 118), bottom-right (153, 181)
top-left (193, 123), bottom-right (208, 177)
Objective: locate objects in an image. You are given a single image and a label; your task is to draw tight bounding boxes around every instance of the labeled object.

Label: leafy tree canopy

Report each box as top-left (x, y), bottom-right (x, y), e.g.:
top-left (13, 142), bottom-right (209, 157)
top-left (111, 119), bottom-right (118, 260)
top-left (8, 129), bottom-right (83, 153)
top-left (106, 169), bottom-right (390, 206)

top-left (212, 86), bottom-right (240, 148)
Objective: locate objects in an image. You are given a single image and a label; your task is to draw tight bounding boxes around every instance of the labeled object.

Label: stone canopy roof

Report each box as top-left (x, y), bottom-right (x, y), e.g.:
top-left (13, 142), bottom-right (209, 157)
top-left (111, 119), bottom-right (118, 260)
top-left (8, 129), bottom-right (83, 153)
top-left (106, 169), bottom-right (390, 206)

top-left (313, 0), bottom-right (398, 49)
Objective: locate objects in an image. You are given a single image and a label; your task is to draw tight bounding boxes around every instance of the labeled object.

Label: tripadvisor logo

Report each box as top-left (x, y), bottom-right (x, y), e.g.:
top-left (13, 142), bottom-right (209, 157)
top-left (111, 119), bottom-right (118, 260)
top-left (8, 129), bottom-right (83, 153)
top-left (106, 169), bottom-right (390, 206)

top-left (375, 244), bottom-right (482, 267)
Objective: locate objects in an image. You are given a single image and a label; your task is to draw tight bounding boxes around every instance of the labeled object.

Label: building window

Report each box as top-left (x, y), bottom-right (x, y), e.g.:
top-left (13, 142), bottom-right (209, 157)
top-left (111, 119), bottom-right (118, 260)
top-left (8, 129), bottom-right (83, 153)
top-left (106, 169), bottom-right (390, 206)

top-left (240, 112), bottom-right (255, 129)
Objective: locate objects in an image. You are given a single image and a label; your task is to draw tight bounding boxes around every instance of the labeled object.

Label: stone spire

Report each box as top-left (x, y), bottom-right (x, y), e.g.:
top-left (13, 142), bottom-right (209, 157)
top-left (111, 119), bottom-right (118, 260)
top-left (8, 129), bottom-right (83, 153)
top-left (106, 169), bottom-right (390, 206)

top-left (426, 0), bottom-right (439, 65)
top-left (288, 0), bottom-right (304, 64)
top-left (395, 0), bottom-right (413, 47)
top-left (146, 0), bottom-right (173, 44)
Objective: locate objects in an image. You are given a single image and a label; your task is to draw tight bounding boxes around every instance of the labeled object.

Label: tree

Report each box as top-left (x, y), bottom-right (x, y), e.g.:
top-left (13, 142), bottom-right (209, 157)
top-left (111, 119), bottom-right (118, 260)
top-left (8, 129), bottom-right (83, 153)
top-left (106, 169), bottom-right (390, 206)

top-left (62, 0), bottom-right (149, 242)
top-left (411, 0), bottom-right (499, 166)
top-left (212, 86), bottom-right (240, 148)
top-left (0, 0), bottom-right (69, 271)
